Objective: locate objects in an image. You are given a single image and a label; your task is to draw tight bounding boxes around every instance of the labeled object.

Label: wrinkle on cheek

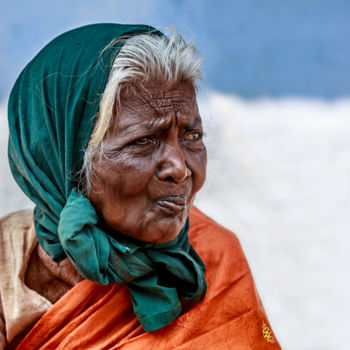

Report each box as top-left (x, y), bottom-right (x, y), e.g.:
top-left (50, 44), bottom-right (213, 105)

top-left (94, 156), bottom-right (151, 196)
top-left (190, 148), bottom-right (207, 189)
top-left (101, 148), bottom-right (142, 169)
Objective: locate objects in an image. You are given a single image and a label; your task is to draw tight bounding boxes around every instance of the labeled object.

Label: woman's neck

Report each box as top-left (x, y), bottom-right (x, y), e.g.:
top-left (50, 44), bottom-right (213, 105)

top-left (25, 243), bottom-right (83, 303)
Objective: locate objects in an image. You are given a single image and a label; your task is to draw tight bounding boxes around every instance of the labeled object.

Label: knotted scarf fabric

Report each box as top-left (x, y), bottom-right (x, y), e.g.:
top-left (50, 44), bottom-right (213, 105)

top-left (7, 23), bottom-right (206, 332)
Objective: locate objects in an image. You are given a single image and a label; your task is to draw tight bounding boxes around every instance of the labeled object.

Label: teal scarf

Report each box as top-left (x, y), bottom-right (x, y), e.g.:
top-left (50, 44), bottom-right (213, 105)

top-left (8, 23), bottom-right (206, 332)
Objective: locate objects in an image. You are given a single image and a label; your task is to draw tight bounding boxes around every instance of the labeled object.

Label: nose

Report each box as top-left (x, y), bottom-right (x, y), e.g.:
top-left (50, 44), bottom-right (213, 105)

top-left (157, 143), bottom-right (191, 183)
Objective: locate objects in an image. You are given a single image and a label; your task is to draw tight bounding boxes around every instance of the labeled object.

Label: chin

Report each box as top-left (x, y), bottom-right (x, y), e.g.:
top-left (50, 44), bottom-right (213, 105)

top-left (143, 217), bottom-right (185, 244)
top-left (151, 232), bottom-right (181, 244)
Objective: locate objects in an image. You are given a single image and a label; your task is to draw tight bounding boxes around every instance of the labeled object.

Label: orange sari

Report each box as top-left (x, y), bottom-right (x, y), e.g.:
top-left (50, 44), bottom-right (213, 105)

top-left (17, 207), bottom-right (281, 349)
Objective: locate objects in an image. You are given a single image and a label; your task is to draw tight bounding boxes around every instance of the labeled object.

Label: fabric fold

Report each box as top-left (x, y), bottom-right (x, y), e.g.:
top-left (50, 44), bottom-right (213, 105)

top-left (58, 188), bottom-right (206, 331)
top-left (8, 23), bottom-right (207, 331)
top-left (15, 207), bottom-right (281, 350)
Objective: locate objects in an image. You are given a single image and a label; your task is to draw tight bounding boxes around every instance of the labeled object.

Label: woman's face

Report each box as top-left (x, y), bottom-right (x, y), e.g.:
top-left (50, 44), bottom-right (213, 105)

top-left (88, 82), bottom-right (207, 243)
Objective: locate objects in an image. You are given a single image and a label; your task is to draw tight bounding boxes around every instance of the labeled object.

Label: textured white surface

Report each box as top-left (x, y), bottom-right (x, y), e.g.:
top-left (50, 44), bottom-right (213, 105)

top-left (1, 93), bottom-right (350, 349)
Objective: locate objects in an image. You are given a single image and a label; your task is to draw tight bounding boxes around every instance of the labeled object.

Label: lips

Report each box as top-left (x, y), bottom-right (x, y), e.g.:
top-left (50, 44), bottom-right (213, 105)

top-left (156, 195), bottom-right (186, 215)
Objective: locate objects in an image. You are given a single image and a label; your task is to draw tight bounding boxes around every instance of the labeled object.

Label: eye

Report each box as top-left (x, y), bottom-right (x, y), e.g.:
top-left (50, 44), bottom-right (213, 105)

top-left (184, 130), bottom-right (203, 141)
top-left (133, 136), bottom-right (156, 145)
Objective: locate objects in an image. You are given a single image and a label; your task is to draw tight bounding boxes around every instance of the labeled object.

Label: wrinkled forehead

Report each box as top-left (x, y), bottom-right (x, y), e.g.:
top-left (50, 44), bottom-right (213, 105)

top-left (121, 82), bottom-right (197, 112)
top-left (116, 82), bottom-right (201, 130)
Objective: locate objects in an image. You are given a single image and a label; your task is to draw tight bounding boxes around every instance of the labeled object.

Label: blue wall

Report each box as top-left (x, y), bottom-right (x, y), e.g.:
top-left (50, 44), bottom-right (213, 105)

top-left (1, 0), bottom-right (349, 99)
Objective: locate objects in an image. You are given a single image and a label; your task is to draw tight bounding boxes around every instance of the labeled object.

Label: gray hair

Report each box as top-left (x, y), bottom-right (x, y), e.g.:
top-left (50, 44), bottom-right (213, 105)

top-left (81, 29), bottom-right (203, 194)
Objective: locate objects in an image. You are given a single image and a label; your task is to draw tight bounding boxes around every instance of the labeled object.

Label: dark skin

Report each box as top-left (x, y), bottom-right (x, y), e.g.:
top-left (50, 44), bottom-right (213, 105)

top-left (88, 82), bottom-right (207, 243)
top-left (18, 82), bottom-right (205, 348)
top-left (24, 82), bottom-right (206, 309)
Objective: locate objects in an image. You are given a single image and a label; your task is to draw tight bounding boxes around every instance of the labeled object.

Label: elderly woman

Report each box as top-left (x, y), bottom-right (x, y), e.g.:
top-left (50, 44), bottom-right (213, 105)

top-left (0, 23), bottom-right (280, 349)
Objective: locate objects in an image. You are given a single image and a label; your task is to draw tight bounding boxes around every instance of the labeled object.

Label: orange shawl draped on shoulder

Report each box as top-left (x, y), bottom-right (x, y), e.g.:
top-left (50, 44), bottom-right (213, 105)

top-left (17, 208), bottom-right (281, 349)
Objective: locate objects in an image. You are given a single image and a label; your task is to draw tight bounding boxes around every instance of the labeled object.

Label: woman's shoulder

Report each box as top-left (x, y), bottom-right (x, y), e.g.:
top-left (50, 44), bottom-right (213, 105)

top-left (188, 206), bottom-right (250, 277)
top-left (0, 209), bottom-right (36, 261)
top-left (0, 210), bottom-right (51, 348)
top-left (189, 206), bottom-right (242, 249)
top-left (188, 207), bottom-right (281, 349)
top-left (0, 209), bottom-right (37, 288)
top-left (0, 209), bottom-right (34, 235)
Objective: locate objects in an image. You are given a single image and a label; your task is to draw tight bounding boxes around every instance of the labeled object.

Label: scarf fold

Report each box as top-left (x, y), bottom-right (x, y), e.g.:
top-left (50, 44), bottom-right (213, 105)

top-left (8, 23), bottom-right (206, 332)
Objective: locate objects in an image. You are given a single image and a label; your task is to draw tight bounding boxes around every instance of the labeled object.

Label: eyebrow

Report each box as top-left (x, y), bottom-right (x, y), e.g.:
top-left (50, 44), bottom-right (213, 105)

top-left (145, 114), bottom-right (173, 131)
top-left (119, 112), bottom-right (202, 136)
top-left (118, 114), bottom-right (173, 135)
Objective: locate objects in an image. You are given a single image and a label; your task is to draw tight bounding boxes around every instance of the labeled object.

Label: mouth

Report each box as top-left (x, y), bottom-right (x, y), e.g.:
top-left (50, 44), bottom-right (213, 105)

top-left (156, 195), bottom-right (187, 216)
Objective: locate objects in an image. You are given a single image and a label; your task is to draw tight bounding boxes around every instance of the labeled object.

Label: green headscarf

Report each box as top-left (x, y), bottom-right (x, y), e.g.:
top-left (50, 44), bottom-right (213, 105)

top-left (8, 23), bottom-right (206, 332)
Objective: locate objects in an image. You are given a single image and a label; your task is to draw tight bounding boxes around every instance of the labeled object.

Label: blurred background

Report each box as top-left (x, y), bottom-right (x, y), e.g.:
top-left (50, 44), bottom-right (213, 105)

top-left (1, 1), bottom-right (350, 349)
